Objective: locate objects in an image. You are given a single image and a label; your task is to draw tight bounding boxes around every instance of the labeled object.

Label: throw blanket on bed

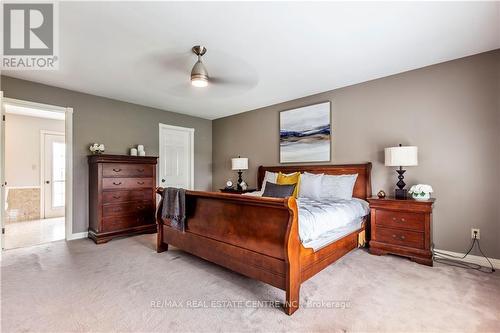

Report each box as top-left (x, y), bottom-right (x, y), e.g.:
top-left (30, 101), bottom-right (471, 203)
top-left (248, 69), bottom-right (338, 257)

top-left (161, 187), bottom-right (186, 231)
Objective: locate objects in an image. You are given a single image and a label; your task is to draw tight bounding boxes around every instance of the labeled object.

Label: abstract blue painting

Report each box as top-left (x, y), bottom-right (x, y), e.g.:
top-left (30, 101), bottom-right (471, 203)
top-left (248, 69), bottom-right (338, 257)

top-left (280, 102), bottom-right (331, 163)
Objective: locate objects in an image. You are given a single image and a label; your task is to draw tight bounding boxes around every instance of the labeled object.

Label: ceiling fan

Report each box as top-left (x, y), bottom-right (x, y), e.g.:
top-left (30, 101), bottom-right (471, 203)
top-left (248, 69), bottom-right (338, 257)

top-left (190, 45), bottom-right (209, 88)
top-left (144, 45), bottom-right (258, 97)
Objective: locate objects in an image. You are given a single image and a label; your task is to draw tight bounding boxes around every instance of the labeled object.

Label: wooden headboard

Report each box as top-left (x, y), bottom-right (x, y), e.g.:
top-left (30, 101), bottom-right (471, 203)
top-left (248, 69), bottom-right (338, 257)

top-left (257, 163), bottom-right (372, 200)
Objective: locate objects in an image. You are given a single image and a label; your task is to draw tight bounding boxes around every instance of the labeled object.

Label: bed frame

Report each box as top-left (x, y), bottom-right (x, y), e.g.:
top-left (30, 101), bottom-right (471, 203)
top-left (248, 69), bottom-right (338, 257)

top-left (156, 163), bottom-right (371, 315)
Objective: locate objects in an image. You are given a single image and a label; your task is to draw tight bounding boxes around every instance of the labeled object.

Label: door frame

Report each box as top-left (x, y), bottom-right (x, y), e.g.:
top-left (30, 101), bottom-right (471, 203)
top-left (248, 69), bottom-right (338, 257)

top-left (40, 130), bottom-right (65, 219)
top-left (0, 95), bottom-right (74, 249)
top-left (158, 123), bottom-right (195, 190)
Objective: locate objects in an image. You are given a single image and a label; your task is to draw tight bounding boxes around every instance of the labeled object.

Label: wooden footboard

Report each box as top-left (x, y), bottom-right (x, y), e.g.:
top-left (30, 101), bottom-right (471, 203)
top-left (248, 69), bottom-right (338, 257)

top-left (156, 188), bottom-right (302, 314)
top-left (155, 162), bottom-right (371, 315)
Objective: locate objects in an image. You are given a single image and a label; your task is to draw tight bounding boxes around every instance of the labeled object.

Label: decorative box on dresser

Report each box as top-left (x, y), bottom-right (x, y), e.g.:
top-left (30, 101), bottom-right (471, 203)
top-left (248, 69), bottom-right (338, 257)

top-left (368, 197), bottom-right (435, 266)
top-left (88, 154), bottom-right (158, 244)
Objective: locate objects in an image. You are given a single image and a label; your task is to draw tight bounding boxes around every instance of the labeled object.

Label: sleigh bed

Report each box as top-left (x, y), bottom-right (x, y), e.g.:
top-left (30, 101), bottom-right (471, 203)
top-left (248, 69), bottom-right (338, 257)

top-left (156, 163), bottom-right (372, 315)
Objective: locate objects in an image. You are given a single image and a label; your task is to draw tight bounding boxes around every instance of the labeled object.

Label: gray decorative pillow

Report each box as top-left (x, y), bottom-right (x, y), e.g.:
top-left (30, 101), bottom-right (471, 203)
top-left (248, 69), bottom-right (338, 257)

top-left (262, 182), bottom-right (296, 198)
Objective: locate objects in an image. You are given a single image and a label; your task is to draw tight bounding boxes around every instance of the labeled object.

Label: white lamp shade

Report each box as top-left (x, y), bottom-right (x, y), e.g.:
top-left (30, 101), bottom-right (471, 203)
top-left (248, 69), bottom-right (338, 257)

top-left (385, 146), bottom-right (418, 167)
top-left (231, 157), bottom-right (248, 170)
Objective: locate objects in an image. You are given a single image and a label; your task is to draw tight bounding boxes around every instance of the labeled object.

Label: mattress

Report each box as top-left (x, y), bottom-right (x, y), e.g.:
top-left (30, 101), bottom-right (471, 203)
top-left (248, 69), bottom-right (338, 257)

top-left (243, 191), bottom-right (369, 251)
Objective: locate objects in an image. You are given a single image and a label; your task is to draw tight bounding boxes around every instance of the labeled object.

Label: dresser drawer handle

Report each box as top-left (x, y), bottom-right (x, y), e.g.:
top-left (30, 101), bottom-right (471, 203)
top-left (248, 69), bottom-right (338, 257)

top-left (392, 217), bottom-right (396, 221)
top-left (400, 218), bottom-right (406, 222)
top-left (400, 235), bottom-right (406, 240)
top-left (137, 205), bottom-right (144, 209)
top-left (113, 168), bottom-right (122, 172)
top-left (137, 168), bottom-right (145, 172)
top-left (392, 234), bottom-right (397, 238)
top-left (112, 195), bottom-right (121, 199)
top-left (113, 207), bottom-right (122, 212)
top-left (113, 182), bottom-right (122, 185)
top-left (137, 181), bottom-right (145, 185)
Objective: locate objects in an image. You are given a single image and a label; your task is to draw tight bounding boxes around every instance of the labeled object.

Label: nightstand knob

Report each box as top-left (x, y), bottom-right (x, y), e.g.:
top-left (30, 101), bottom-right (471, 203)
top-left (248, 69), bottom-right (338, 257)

top-left (400, 235), bottom-right (406, 240)
top-left (401, 218), bottom-right (405, 222)
top-left (392, 234), bottom-right (397, 238)
top-left (392, 217), bottom-right (396, 221)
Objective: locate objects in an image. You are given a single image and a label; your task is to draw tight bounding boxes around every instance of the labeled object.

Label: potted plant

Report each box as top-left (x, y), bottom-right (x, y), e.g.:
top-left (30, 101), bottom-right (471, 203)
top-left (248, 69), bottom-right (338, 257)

top-left (89, 143), bottom-right (105, 155)
top-left (408, 184), bottom-right (433, 201)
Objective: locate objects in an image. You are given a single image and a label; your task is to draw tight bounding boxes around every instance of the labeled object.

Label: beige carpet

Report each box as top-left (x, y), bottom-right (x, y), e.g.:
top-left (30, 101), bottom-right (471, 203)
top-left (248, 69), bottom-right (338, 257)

top-left (1, 234), bottom-right (499, 333)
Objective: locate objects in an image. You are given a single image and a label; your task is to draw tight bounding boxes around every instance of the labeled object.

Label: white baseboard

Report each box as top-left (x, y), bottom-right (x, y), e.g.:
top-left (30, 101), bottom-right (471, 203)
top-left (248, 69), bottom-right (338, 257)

top-left (67, 232), bottom-right (88, 241)
top-left (435, 249), bottom-right (500, 270)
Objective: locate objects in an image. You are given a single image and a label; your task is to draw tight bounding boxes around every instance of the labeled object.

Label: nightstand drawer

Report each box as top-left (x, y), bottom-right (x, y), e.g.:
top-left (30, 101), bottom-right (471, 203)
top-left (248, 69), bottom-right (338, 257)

top-left (376, 210), bottom-right (424, 232)
top-left (376, 227), bottom-right (424, 249)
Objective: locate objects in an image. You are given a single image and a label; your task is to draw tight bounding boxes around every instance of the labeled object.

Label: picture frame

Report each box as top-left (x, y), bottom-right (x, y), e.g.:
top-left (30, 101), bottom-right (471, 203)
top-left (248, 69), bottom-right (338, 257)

top-left (279, 101), bottom-right (332, 163)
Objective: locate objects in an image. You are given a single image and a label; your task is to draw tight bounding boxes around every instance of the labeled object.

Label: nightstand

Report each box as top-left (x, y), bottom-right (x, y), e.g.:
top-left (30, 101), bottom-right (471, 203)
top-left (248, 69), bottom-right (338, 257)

top-left (367, 197), bottom-right (435, 266)
top-left (219, 188), bottom-right (257, 194)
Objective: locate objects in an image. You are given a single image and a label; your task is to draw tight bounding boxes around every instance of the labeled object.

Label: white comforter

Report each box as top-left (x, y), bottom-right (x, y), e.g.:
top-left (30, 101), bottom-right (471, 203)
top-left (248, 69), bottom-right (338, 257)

top-left (243, 191), bottom-right (369, 243)
top-left (297, 197), bottom-right (369, 243)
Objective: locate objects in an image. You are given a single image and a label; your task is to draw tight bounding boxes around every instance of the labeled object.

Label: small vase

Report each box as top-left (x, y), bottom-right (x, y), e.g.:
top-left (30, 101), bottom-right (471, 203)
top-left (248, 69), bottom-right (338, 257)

top-left (412, 192), bottom-right (430, 201)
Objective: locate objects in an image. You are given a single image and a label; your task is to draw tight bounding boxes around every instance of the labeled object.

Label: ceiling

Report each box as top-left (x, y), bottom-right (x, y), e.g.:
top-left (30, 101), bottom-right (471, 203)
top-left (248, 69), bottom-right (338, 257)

top-left (4, 2), bottom-right (500, 120)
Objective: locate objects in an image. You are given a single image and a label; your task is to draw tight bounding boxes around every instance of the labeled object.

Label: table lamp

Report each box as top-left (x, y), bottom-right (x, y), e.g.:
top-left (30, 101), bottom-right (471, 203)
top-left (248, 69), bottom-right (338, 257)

top-left (231, 156), bottom-right (248, 190)
top-left (385, 144), bottom-right (418, 199)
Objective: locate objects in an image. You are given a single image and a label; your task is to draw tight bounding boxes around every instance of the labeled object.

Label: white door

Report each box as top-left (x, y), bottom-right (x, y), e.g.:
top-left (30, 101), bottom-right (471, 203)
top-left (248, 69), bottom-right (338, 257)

top-left (43, 132), bottom-right (65, 218)
top-left (159, 124), bottom-right (194, 189)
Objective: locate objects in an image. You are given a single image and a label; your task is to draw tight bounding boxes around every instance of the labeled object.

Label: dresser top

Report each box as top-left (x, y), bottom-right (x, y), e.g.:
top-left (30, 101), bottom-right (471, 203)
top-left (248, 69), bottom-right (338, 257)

top-left (88, 154), bottom-right (158, 164)
top-left (368, 196), bottom-right (435, 203)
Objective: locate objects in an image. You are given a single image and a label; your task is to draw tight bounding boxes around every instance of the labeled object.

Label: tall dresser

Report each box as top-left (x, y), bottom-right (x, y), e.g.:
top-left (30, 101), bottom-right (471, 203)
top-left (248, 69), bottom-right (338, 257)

top-left (88, 154), bottom-right (158, 244)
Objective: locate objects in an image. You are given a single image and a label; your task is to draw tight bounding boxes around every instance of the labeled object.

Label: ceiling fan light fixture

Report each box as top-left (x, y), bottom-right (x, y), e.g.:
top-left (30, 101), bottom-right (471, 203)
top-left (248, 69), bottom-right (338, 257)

top-left (191, 45), bottom-right (209, 88)
top-left (191, 76), bottom-right (208, 88)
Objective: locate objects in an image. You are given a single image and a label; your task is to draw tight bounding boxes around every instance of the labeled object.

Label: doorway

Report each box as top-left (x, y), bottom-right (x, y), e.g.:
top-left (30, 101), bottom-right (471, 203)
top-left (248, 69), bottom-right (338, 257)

top-left (0, 95), bottom-right (73, 250)
top-left (158, 123), bottom-right (194, 190)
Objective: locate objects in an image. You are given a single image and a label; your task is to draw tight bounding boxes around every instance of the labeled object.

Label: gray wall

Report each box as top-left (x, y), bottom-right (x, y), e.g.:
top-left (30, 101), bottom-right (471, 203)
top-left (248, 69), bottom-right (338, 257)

top-left (213, 50), bottom-right (500, 258)
top-left (1, 76), bottom-right (212, 233)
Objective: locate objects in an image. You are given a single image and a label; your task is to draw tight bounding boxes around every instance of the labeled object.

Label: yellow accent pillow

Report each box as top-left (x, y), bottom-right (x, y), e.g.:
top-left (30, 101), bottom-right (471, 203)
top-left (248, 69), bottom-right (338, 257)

top-left (276, 172), bottom-right (301, 198)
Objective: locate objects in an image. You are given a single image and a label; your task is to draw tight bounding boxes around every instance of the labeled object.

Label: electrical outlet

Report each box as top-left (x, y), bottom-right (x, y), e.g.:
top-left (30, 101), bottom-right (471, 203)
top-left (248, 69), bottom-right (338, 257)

top-left (471, 228), bottom-right (480, 240)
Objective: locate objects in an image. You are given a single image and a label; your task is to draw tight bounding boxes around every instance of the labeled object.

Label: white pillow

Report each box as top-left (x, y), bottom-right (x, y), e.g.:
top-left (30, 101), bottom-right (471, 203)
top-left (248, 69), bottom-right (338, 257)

top-left (261, 171), bottom-right (277, 192)
top-left (320, 174), bottom-right (358, 200)
top-left (299, 172), bottom-right (323, 200)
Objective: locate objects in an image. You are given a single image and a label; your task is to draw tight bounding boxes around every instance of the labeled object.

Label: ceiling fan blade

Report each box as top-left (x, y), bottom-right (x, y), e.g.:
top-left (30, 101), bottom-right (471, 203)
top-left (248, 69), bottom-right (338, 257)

top-left (210, 76), bottom-right (257, 89)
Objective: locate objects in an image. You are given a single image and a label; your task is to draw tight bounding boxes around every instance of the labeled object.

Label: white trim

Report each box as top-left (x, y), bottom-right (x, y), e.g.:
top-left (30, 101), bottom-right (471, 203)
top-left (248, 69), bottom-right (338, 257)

top-left (40, 130), bottom-right (65, 219)
top-left (158, 123), bottom-right (195, 190)
top-left (67, 232), bottom-right (88, 241)
top-left (435, 249), bottom-right (500, 270)
top-left (0, 96), bottom-right (74, 249)
top-left (0, 92), bottom-right (4, 250)
top-left (65, 108), bottom-right (74, 240)
top-left (3, 97), bottom-right (67, 113)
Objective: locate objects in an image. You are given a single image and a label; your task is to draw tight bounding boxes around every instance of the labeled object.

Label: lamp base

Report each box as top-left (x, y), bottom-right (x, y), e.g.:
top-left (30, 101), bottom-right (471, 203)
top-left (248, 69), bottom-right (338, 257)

top-left (395, 188), bottom-right (408, 199)
top-left (236, 170), bottom-right (243, 191)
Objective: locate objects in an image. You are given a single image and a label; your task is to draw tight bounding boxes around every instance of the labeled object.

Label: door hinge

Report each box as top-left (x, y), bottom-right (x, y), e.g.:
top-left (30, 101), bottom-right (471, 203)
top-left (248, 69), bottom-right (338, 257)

top-left (2, 115), bottom-right (5, 121)
top-left (2, 228), bottom-right (5, 234)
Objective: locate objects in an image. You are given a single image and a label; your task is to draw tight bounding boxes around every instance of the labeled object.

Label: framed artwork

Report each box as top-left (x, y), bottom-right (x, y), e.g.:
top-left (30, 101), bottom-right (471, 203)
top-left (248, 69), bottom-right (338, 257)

top-left (279, 101), bottom-right (331, 163)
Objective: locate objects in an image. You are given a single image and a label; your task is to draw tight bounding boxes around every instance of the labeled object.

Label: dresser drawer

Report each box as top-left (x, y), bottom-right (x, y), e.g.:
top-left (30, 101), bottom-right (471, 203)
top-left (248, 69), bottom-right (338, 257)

top-left (102, 201), bottom-right (153, 217)
top-left (102, 163), bottom-right (154, 178)
top-left (102, 178), bottom-right (153, 190)
top-left (376, 227), bottom-right (424, 249)
top-left (102, 189), bottom-right (152, 204)
top-left (375, 210), bottom-right (424, 232)
top-left (102, 215), bottom-right (155, 232)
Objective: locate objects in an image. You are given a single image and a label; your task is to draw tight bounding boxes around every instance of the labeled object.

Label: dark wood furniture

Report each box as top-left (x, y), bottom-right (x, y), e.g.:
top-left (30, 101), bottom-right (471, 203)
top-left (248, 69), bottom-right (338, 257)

top-left (368, 197), bottom-right (435, 266)
top-left (88, 154), bottom-right (158, 244)
top-left (219, 188), bottom-right (257, 194)
top-left (156, 163), bottom-right (371, 315)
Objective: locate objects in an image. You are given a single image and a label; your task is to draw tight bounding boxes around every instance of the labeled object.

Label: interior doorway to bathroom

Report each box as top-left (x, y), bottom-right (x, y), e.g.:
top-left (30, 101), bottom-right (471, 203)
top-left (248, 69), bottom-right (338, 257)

top-left (1, 97), bottom-right (70, 249)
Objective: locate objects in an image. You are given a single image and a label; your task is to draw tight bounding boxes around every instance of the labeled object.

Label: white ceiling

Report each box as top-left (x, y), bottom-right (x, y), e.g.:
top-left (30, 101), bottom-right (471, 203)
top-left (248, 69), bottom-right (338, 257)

top-left (4, 2), bottom-right (500, 120)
